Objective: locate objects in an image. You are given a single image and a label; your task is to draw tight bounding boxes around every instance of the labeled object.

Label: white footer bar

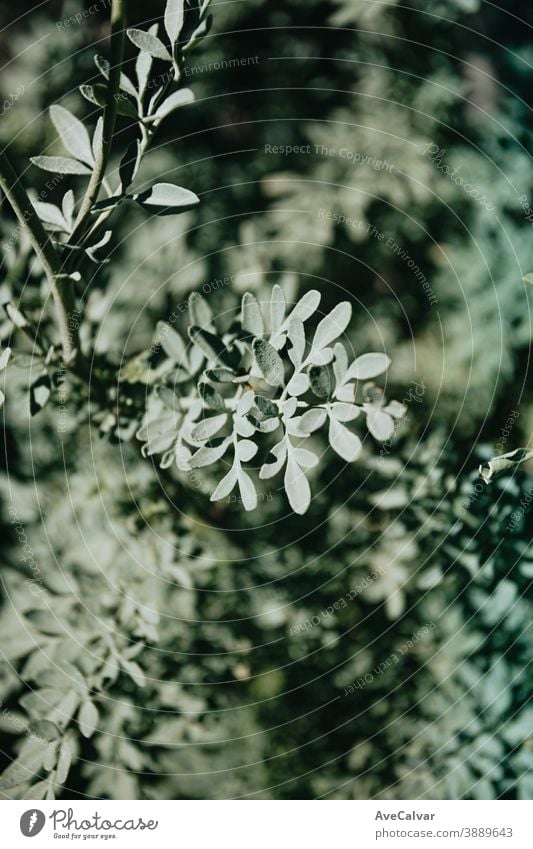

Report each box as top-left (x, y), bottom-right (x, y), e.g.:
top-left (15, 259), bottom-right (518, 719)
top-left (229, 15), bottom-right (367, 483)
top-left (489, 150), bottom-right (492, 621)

top-left (3, 800), bottom-right (530, 848)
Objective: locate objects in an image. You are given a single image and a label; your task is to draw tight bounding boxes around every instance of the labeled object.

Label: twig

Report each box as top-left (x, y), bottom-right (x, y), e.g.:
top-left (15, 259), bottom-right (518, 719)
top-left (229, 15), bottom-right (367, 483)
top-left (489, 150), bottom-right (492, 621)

top-left (0, 149), bottom-right (82, 367)
top-left (68, 0), bottom-right (127, 246)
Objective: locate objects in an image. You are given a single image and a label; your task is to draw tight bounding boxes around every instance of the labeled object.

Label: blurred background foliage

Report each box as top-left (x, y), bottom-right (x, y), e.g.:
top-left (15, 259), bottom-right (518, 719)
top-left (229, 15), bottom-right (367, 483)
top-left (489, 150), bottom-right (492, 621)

top-left (0, 0), bottom-right (532, 799)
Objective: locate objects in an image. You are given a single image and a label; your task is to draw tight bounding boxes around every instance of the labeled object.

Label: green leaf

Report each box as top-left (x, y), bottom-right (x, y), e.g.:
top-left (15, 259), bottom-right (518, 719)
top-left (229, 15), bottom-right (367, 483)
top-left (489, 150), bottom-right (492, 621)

top-left (242, 292), bottom-right (264, 337)
top-left (61, 190), bottom-right (75, 228)
top-left (56, 740), bottom-right (72, 784)
top-left (28, 720), bottom-right (61, 742)
top-left (164, 0), bottom-right (185, 45)
top-left (26, 609), bottom-right (66, 634)
top-left (286, 371), bottom-right (310, 396)
top-left (312, 301), bottom-right (352, 350)
top-left (270, 283), bottom-right (286, 328)
top-left (190, 437), bottom-right (231, 468)
top-left (260, 440), bottom-right (287, 480)
top-left (119, 140), bottom-right (141, 191)
top-left (30, 156), bottom-right (91, 175)
top-left (329, 402), bottom-right (360, 422)
top-left (116, 95), bottom-right (139, 120)
top-left (479, 448), bottom-right (533, 483)
top-left (183, 13), bottom-right (212, 54)
top-left (50, 105), bottom-right (94, 166)
top-left (30, 375), bottom-right (51, 416)
top-left (189, 326), bottom-right (236, 367)
top-left (158, 323), bottom-right (187, 362)
top-left (134, 182), bottom-right (199, 214)
top-left (299, 407), bottom-right (327, 432)
top-left (254, 395), bottom-right (279, 418)
top-left (192, 413), bottom-right (227, 441)
top-left (148, 88), bottom-right (195, 122)
top-left (287, 317), bottom-right (306, 366)
top-left (290, 289), bottom-right (321, 323)
top-left (120, 659), bottom-right (146, 687)
top-left (253, 338), bottom-right (284, 386)
top-left (119, 72), bottom-right (137, 98)
top-left (33, 201), bottom-right (68, 232)
top-left (85, 229), bottom-right (112, 262)
top-left (210, 467), bottom-right (238, 501)
top-left (204, 367), bottom-right (236, 382)
top-left (91, 196), bottom-right (122, 213)
top-left (237, 468), bottom-right (257, 511)
top-left (80, 83), bottom-right (107, 108)
top-left (309, 365), bottom-right (332, 399)
top-left (127, 28), bottom-right (172, 61)
top-left (236, 439), bottom-right (258, 462)
top-left (198, 381), bottom-right (226, 411)
top-left (94, 54), bottom-right (110, 78)
top-left (346, 352), bottom-right (391, 381)
top-left (0, 749), bottom-right (45, 791)
top-left (0, 347), bottom-right (11, 371)
top-left (155, 386), bottom-right (181, 410)
top-left (135, 25), bottom-right (158, 94)
top-left (189, 291), bottom-right (212, 327)
top-left (284, 456), bottom-right (311, 514)
top-left (78, 700), bottom-right (99, 739)
top-left (365, 407), bottom-right (395, 440)
top-left (328, 417), bottom-right (362, 462)
top-left (4, 302), bottom-right (28, 328)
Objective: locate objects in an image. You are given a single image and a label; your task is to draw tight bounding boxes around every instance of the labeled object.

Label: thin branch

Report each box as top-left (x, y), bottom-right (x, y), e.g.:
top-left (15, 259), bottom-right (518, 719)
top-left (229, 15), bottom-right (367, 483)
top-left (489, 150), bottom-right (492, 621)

top-left (68, 0), bottom-right (127, 246)
top-left (0, 149), bottom-right (82, 367)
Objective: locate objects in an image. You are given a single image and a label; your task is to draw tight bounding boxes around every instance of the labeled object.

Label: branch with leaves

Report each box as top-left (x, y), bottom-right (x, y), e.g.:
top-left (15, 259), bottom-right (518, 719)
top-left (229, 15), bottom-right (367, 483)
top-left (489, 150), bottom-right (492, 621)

top-left (136, 288), bottom-right (405, 513)
top-left (0, 0), bottom-right (212, 402)
top-left (0, 0), bottom-right (402, 518)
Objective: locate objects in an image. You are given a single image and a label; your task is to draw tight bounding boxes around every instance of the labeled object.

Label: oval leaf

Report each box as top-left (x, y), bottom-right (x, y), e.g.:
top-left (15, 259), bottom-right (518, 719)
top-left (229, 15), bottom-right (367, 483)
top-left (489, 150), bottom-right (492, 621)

top-left (284, 456), bottom-right (311, 515)
top-left (164, 0), bottom-right (185, 45)
top-left (346, 353), bottom-right (391, 381)
top-left (127, 28), bottom-right (172, 61)
top-left (253, 338), bottom-right (284, 386)
top-left (30, 156), bottom-right (91, 175)
top-left (312, 301), bottom-right (352, 350)
top-left (135, 182), bottom-right (200, 214)
top-left (50, 105), bottom-right (94, 166)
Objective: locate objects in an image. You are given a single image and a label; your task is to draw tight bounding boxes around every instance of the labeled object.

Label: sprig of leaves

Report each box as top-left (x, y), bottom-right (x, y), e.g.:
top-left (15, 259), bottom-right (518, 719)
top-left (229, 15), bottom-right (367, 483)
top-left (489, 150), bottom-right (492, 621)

top-left (136, 287), bottom-right (403, 513)
top-left (28, 0), bottom-right (212, 270)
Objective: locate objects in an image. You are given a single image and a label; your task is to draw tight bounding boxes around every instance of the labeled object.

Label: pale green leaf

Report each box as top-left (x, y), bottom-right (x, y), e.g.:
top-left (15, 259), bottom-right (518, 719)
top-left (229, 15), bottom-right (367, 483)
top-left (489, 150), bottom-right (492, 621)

top-left (30, 156), bottom-right (91, 175)
top-left (134, 182), bottom-right (199, 213)
top-left (50, 105), bottom-right (94, 166)
top-left (284, 456), bottom-right (311, 514)
top-left (346, 352), bottom-right (391, 381)
top-left (242, 292), bottom-right (264, 337)
top-left (253, 338), bottom-right (284, 386)
top-left (127, 28), bottom-right (172, 61)
top-left (164, 0), bottom-right (185, 45)
top-left (78, 700), bottom-right (99, 739)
